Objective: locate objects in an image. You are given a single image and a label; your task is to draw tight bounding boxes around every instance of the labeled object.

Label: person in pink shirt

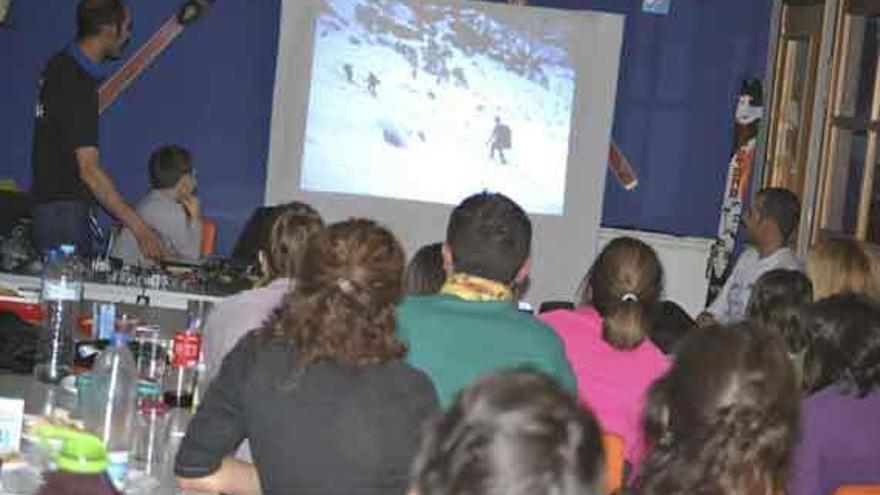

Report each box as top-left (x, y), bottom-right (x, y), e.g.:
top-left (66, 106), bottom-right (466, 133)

top-left (540, 237), bottom-right (670, 468)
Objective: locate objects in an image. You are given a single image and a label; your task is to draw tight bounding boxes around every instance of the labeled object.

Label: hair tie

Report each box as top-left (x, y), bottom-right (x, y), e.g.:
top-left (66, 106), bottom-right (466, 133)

top-left (621, 293), bottom-right (639, 303)
top-left (336, 277), bottom-right (355, 294)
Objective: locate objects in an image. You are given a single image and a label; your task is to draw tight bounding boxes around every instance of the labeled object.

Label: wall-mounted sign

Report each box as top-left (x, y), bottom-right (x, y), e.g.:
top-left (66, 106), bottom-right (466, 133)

top-left (642, 0), bottom-right (671, 15)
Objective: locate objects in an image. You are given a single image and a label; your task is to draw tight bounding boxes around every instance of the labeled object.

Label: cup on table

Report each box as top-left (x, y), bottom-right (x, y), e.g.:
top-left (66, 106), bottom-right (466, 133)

top-left (133, 326), bottom-right (166, 399)
top-left (131, 399), bottom-right (171, 477)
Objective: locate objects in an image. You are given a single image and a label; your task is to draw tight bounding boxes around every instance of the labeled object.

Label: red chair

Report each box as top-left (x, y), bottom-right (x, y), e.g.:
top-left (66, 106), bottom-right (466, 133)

top-left (602, 432), bottom-right (625, 493)
top-left (834, 486), bottom-right (880, 495)
top-left (200, 219), bottom-right (216, 256)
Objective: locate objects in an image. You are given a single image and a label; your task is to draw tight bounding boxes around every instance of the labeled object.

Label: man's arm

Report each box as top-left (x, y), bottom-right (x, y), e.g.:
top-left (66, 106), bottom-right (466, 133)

top-left (76, 147), bottom-right (169, 259)
top-left (700, 260), bottom-right (738, 326)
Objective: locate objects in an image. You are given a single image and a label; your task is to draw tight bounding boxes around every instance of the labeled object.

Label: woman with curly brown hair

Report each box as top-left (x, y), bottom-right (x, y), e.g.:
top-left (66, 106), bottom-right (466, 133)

top-left (176, 219), bottom-right (439, 495)
top-left (634, 323), bottom-right (799, 495)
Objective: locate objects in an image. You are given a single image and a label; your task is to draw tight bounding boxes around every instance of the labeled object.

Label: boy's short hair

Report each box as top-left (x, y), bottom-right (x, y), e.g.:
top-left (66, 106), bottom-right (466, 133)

top-left (148, 145), bottom-right (193, 190)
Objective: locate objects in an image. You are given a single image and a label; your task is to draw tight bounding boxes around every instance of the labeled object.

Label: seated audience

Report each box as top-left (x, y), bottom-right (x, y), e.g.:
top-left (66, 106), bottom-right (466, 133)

top-left (698, 187), bottom-right (801, 325)
top-left (650, 300), bottom-right (696, 354)
top-left (112, 145), bottom-right (202, 265)
top-left (410, 369), bottom-right (605, 495)
top-left (635, 323), bottom-right (799, 495)
top-left (397, 192), bottom-right (576, 407)
top-left (746, 268), bottom-right (813, 384)
top-left (202, 203), bottom-right (322, 386)
top-left (199, 204), bottom-right (321, 463)
top-left (176, 219), bottom-right (439, 495)
top-left (789, 294), bottom-right (880, 495)
top-left (404, 242), bottom-right (445, 295)
top-left (807, 237), bottom-right (874, 299)
top-left (540, 237), bottom-right (669, 468)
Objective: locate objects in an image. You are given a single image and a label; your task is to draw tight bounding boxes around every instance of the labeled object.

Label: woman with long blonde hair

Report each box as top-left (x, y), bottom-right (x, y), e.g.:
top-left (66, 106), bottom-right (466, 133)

top-left (806, 237), bottom-right (874, 299)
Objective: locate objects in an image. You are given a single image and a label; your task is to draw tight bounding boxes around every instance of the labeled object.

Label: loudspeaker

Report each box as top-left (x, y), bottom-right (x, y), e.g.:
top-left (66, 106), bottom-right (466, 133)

top-left (0, 0), bottom-right (12, 25)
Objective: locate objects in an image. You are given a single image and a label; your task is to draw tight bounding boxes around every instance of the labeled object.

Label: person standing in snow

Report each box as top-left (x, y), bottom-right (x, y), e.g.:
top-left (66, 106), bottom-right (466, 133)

top-left (367, 72), bottom-right (380, 97)
top-left (488, 117), bottom-right (512, 165)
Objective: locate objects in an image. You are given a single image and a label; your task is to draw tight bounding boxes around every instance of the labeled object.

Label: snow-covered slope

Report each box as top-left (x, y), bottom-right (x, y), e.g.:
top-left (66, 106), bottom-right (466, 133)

top-left (301, 0), bottom-right (576, 215)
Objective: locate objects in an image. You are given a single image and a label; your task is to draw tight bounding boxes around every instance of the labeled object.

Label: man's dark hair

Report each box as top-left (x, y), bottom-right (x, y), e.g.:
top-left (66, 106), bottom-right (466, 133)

top-left (755, 187), bottom-right (801, 243)
top-left (148, 145), bottom-right (193, 190)
top-left (446, 192), bottom-right (531, 283)
top-left (76, 0), bottom-right (127, 40)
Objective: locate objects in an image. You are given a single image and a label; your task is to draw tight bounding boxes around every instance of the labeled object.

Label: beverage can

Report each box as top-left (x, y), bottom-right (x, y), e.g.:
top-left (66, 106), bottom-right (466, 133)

top-left (171, 331), bottom-right (201, 368)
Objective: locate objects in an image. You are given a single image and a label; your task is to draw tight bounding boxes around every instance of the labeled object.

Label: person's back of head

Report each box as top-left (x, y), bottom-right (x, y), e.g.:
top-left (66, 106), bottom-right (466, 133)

top-left (635, 323), bottom-right (799, 495)
top-left (446, 192), bottom-right (531, 284)
top-left (650, 301), bottom-right (696, 355)
top-left (747, 269), bottom-right (813, 353)
top-left (263, 218), bottom-right (406, 366)
top-left (405, 242), bottom-right (445, 295)
top-left (148, 145), bottom-right (193, 191)
top-left (800, 293), bottom-right (880, 398)
top-left (411, 369), bottom-right (605, 495)
top-left (259, 204), bottom-right (323, 284)
top-left (754, 187), bottom-right (801, 245)
top-left (584, 237), bottom-right (664, 350)
top-left (76, 0), bottom-right (126, 40)
top-left (807, 237), bottom-right (873, 299)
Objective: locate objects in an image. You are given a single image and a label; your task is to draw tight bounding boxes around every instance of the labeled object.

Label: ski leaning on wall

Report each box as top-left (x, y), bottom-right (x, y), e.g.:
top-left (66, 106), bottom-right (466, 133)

top-left (98, 0), bottom-right (215, 115)
top-left (705, 78), bottom-right (764, 305)
top-left (504, 0), bottom-right (639, 191)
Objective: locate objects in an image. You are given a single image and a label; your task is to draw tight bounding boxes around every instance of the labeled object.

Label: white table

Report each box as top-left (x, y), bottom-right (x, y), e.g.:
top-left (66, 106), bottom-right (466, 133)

top-left (0, 273), bottom-right (223, 311)
top-left (0, 373), bottom-right (203, 495)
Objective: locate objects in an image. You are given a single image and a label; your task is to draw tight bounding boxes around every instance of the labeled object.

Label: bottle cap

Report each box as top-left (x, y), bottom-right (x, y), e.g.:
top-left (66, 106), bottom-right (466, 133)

top-left (112, 331), bottom-right (131, 347)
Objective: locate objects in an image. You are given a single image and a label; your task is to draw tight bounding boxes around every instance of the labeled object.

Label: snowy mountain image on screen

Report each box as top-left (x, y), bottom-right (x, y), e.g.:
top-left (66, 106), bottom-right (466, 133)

top-left (300, 0), bottom-right (576, 215)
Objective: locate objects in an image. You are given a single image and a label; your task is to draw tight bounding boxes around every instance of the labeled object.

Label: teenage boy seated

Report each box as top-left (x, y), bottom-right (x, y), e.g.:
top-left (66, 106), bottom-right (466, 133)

top-left (112, 145), bottom-right (202, 265)
top-left (397, 192), bottom-right (576, 407)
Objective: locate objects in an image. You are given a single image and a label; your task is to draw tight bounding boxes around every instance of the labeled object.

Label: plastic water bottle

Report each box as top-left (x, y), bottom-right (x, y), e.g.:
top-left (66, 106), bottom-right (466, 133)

top-left (35, 244), bottom-right (84, 384)
top-left (88, 332), bottom-right (139, 491)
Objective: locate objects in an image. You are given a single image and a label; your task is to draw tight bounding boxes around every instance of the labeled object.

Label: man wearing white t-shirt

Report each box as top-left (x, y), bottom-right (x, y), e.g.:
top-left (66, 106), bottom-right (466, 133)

top-left (698, 188), bottom-right (802, 326)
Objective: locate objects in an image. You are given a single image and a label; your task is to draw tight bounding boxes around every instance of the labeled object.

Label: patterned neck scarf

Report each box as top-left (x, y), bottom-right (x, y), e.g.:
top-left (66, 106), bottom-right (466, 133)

top-left (441, 273), bottom-right (514, 302)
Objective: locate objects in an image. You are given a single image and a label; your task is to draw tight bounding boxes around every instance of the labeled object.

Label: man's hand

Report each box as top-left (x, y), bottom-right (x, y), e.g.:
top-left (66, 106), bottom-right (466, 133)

top-left (76, 147), bottom-right (170, 260)
top-left (129, 218), bottom-right (170, 260)
top-left (696, 312), bottom-right (717, 328)
top-left (179, 192), bottom-right (201, 221)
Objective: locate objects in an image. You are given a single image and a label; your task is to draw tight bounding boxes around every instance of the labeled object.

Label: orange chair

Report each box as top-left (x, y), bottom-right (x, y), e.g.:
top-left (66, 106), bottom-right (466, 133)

top-left (834, 486), bottom-right (880, 495)
top-left (200, 219), bottom-right (216, 256)
top-left (602, 432), bottom-right (625, 494)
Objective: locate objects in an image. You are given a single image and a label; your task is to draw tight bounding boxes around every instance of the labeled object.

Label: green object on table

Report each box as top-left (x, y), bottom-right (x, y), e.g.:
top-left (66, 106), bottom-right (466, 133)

top-left (35, 424), bottom-right (109, 474)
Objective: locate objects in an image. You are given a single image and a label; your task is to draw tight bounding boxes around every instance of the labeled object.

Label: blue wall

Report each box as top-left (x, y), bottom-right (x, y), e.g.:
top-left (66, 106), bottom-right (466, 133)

top-left (0, 0), bottom-right (771, 254)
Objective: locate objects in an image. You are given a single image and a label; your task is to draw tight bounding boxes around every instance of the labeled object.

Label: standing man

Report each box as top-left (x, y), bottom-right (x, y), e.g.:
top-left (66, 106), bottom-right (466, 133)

top-left (31, 0), bottom-right (167, 258)
top-left (487, 117), bottom-right (511, 164)
top-left (366, 72), bottom-right (380, 97)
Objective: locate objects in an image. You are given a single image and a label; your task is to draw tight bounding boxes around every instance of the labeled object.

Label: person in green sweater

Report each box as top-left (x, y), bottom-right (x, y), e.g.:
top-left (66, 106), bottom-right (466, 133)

top-left (397, 192), bottom-right (576, 407)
